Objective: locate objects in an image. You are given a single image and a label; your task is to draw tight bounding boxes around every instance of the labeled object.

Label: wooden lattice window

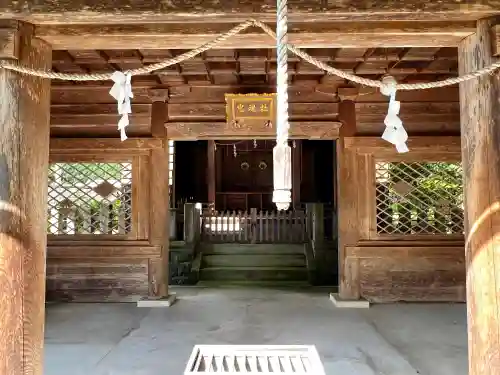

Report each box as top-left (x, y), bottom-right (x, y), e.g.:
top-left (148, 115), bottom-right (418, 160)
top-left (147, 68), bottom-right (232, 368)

top-left (375, 161), bottom-right (464, 236)
top-left (47, 162), bottom-right (132, 236)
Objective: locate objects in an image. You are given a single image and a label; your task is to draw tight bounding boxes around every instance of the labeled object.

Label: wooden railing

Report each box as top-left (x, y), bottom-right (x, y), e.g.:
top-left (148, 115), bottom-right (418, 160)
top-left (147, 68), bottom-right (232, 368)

top-left (201, 208), bottom-right (307, 243)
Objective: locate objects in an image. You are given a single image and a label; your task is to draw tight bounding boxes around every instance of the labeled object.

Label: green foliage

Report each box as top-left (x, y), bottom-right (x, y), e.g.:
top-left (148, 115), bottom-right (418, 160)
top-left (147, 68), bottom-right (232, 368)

top-left (379, 161), bottom-right (464, 235)
top-left (50, 163), bottom-right (124, 184)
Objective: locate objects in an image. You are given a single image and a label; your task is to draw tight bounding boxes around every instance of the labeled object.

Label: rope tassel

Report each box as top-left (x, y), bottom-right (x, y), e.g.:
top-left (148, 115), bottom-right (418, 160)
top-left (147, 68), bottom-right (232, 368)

top-left (380, 76), bottom-right (409, 153)
top-left (109, 71), bottom-right (133, 141)
top-left (273, 0), bottom-right (292, 211)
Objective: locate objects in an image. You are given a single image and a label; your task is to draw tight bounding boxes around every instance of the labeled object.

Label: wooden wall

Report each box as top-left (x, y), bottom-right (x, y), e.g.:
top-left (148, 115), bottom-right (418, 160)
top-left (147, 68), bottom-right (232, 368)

top-left (338, 137), bottom-right (465, 303)
top-left (45, 139), bottom-right (165, 302)
top-left (47, 73), bottom-right (464, 302)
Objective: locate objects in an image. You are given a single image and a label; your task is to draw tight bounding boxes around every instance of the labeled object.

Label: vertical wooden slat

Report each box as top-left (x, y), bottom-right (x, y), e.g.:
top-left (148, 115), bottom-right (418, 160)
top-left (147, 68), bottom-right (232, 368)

top-left (250, 208), bottom-right (257, 244)
top-left (231, 210), bottom-right (236, 242)
top-left (269, 211), bottom-right (274, 242)
top-left (259, 210), bottom-right (264, 243)
top-left (244, 210), bottom-right (249, 242)
top-left (99, 203), bottom-right (109, 234)
top-left (236, 211), bottom-right (242, 242)
top-left (287, 210), bottom-right (293, 242)
top-left (132, 155), bottom-right (150, 240)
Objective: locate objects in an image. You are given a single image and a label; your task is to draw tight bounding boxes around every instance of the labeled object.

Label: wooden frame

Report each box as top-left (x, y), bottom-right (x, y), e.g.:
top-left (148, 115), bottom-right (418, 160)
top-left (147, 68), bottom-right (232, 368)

top-left (368, 156), bottom-right (464, 242)
top-left (343, 136), bottom-right (463, 242)
top-left (338, 136), bottom-right (466, 302)
top-left (47, 138), bottom-right (162, 243)
top-left (164, 121), bottom-right (342, 140)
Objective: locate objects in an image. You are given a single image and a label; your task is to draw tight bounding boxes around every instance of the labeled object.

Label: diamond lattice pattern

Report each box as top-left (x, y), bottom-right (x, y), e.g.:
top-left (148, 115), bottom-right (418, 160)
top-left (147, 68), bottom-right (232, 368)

top-left (375, 161), bottom-right (464, 235)
top-left (47, 162), bottom-right (132, 235)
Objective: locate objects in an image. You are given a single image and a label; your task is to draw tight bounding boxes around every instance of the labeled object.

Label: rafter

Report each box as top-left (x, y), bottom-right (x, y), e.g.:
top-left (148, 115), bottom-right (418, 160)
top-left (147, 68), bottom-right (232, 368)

top-left (36, 21), bottom-right (477, 50)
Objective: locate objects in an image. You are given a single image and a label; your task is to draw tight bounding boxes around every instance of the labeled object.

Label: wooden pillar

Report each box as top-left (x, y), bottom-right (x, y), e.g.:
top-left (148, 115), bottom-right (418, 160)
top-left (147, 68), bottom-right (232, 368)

top-left (183, 203), bottom-right (200, 244)
top-left (458, 19), bottom-right (500, 375)
top-left (142, 89), bottom-right (175, 305)
top-left (207, 140), bottom-right (216, 209)
top-left (0, 23), bottom-right (51, 375)
top-left (337, 87), bottom-right (360, 300)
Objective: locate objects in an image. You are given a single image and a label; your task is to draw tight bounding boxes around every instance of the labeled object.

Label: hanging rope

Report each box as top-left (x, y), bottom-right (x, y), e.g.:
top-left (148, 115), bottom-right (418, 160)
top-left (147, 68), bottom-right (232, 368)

top-left (2, 18), bottom-right (499, 153)
top-left (272, 0), bottom-right (292, 211)
top-left (1, 19), bottom-right (498, 90)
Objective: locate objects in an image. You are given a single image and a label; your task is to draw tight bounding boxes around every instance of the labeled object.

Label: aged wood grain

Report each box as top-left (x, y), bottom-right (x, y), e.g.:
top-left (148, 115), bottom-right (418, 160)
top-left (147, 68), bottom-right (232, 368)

top-left (492, 24), bottom-right (500, 56)
top-left (36, 21), bottom-right (476, 50)
top-left (165, 121), bottom-right (341, 140)
top-left (346, 246), bottom-right (466, 303)
top-left (1, 1), bottom-right (499, 23)
top-left (50, 138), bottom-right (163, 152)
top-left (147, 89), bottom-right (169, 138)
top-left (0, 23), bottom-right (51, 375)
top-left (344, 136), bottom-right (462, 155)
top-left (48, 245), bottom-right (161, 258)
top-left (168, 102), bottom-right (339, 121)
top-left (0, 27), bottom-right (19, 59)
top-left (149, 138), bottom-right (170, 298)
top-left (356, 102), bottom-right (460, 135)
top-left (337, 146), bottom-right (360, 299)
top-left (458, 19), bottom-right (500, 375)
top-left (50, 103), bottom-right (151, 137)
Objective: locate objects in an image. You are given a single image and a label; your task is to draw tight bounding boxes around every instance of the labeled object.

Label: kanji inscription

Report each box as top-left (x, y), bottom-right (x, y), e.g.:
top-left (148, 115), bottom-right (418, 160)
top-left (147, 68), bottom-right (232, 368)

top-left (225, 93), bottom-right (276, 128)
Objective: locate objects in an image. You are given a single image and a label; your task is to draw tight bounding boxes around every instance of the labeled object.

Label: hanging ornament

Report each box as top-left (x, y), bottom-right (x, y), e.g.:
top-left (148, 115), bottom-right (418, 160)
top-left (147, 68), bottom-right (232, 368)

top-left (214, 143), bottom-right (217, 151)
top-left (380, 75), bottom-right (409, 153)
top-left (292, 140), bottom-right (296, 149)
top-left (109, 71), bottom-right (133, 141)
top-left (253, 139), bottom-right (257, 148)
top-left (233, 144), bottom-right (237, 157)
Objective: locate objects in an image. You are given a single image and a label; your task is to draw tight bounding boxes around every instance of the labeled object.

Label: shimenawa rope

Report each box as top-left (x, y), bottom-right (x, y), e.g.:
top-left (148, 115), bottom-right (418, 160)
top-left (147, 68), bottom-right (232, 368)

top-left (0, 19), bottom-right (497, 90)
top-left (0, 19), bottom-right (497, 156)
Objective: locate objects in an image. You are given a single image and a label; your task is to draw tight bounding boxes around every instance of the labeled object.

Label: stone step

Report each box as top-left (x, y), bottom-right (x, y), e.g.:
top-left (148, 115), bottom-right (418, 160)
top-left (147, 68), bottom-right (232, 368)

top-left (202, 254), bottom-right (306, 268)
top-left (196, 280), bottom-right (311, 288)
top-left (199, 267), bottom-right (308, 282)
top-left (201, 243), bottom-right (304, 255)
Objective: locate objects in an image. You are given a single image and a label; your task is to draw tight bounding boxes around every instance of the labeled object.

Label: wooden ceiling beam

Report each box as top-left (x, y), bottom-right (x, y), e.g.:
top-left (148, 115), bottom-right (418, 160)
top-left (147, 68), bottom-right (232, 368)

top-left (1, 1), bottom-right (500, 23)
top-left (37, 21), bottom-right (477, 50)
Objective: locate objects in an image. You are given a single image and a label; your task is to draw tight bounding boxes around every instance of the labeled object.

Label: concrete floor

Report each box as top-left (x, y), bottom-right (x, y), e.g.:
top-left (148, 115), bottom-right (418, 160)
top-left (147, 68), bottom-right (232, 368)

top-left (44, 287), bottom-right (468, 375)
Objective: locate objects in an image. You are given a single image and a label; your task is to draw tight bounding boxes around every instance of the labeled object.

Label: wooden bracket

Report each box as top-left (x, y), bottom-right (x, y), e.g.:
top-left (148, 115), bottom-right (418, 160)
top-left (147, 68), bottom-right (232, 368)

top-left (337, 86), bottom-right (360, 102)
top-left (492, 24), bottom-right (500, 57)
top-left (147, 88), bottom-right (170, 103)
top-left (0, 21), bottom-right (20, 60)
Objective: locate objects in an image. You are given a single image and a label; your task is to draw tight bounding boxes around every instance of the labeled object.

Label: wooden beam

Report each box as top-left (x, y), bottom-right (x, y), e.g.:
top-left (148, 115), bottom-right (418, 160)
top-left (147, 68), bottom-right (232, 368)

top-left (147, 89), bottom-right (169, 138)
top-left (344, 136), bottom-right (462, 155)
top-left (165, 121), bottom-right (342, 140)
top-left (458, 18), bottom-right (500, 375)
top-left (50, 138), bottom-right (163, 152)
top-left (0, 23), bottom-right (51, 375)
top-left (2, 1), bottom-right (500, 23)
top-left (167, 102), bottom-right (339, 121)
top-left (492, 24), bottom-right (500, 56)
top-left (36, 21), bottom-right (477, 49)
